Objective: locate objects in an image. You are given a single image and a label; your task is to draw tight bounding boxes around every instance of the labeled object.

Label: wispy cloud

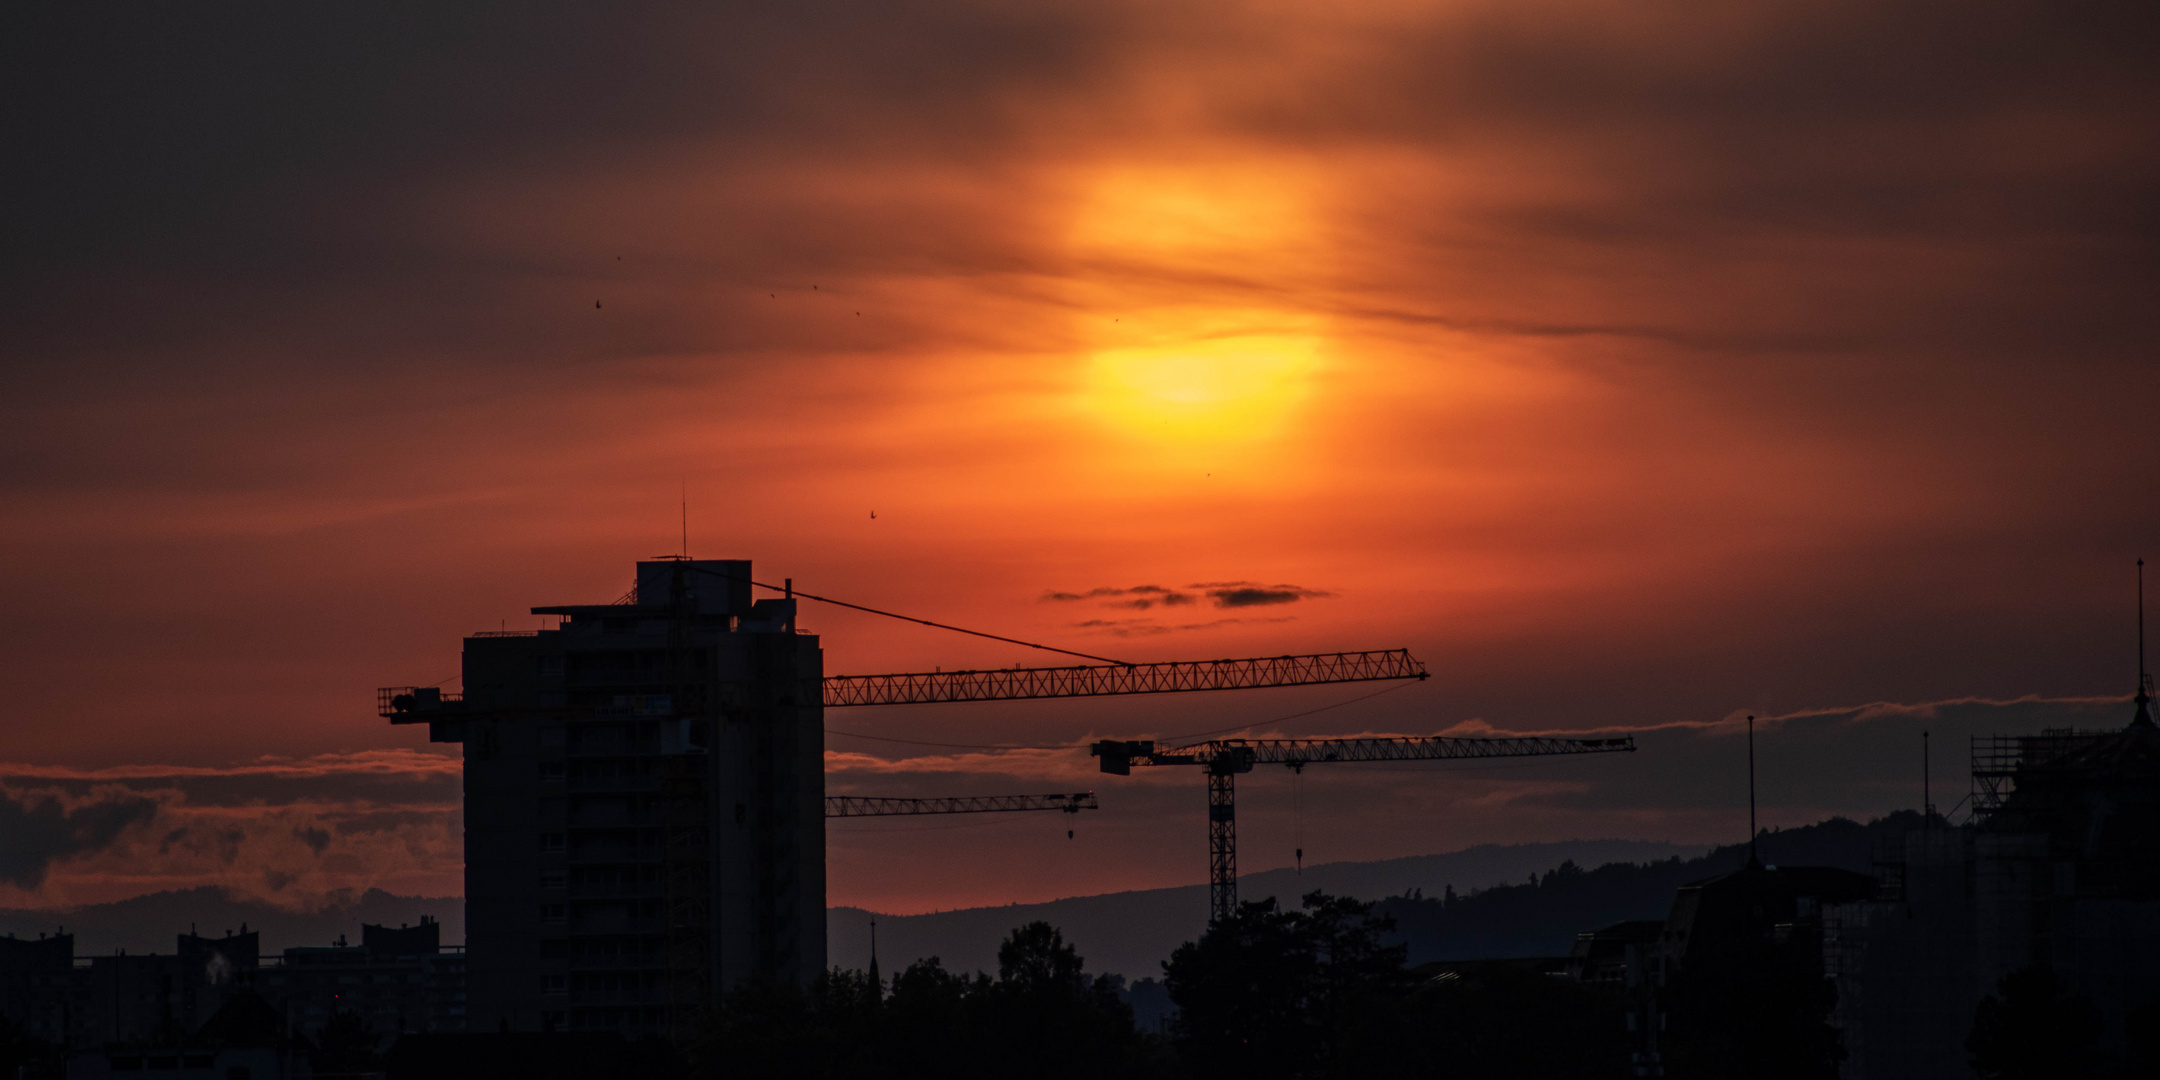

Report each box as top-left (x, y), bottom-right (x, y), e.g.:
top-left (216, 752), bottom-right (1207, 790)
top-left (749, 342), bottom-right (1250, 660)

top-left (0, 750), bottom-right (462, 783)
top-left (1043, 581), bottom-right (1332, 625)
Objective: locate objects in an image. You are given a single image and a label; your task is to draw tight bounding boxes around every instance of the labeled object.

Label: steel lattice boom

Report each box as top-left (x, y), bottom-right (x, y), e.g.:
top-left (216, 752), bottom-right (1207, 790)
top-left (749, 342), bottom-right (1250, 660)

top-left (383, 652), bottom-right (1428, 717)
top-left (1091, 732), bottom-right (1636, 922)
top-left (822, 650), bottom-right (1427, 707)
top-left (824, 792), bottom-right (1098, 817)
top-left (1096, 734), bottom-right (1636, 771)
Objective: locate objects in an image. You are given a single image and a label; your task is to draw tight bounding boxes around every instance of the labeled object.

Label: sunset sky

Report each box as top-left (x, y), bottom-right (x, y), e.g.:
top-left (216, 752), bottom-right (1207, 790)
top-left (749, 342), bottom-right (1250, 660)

top-left (3, 0), bottom-right (2155, 917)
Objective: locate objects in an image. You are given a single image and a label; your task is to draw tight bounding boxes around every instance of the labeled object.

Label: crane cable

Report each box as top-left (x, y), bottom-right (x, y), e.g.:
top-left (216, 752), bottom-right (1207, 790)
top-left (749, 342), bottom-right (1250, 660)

top-left (1294, 766), bottom-right (1305, 874)
top-left (684, 565), bottom-right (1133, 666)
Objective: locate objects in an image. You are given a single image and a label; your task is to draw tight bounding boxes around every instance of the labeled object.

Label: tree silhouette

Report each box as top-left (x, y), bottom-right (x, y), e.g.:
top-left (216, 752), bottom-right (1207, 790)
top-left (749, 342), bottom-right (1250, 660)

top-left (1662, 938), bottom-right (1842, 1080)
top-left (1164, 891), bottom-right (1409, 1080)
top-left (1966, 965), bottom-right (2103, 1080)
top-left (0, 1012), bottom-right (56, 1079)
top-left (698, 922), bottom-right (1161, 1080)
top-left (308, 1010), bottom-right (384, 1076)
top-left (1328, 963), bottom-right (1630, 1080)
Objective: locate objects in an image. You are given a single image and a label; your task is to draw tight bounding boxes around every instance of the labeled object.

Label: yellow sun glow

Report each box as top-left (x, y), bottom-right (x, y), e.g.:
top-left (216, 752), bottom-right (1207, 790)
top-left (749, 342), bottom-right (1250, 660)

top-left (1065, 160), bottom-right (1332, 446)
top-left (1085, 323), bottom-right (1322, 443)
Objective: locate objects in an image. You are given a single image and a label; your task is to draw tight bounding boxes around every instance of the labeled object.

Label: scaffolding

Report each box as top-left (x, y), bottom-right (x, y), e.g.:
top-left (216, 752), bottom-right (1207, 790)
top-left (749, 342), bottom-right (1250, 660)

top-left (1970, 728), bottom-right (2113, 820)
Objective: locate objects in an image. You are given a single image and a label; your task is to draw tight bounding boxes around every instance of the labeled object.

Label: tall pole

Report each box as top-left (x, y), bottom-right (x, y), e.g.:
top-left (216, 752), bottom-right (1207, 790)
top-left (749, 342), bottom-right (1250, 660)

top-left (1747, 715), bottom-right (1758, 865)
top-left (2138, 560), bottom-right (2153, 728)
top-left (1922, 728), bottom-right (1932, 874)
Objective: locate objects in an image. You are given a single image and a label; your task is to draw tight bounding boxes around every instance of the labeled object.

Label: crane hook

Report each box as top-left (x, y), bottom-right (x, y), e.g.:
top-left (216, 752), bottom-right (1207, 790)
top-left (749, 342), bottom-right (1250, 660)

top-left (1294, 764), bottom-right (1306, 874)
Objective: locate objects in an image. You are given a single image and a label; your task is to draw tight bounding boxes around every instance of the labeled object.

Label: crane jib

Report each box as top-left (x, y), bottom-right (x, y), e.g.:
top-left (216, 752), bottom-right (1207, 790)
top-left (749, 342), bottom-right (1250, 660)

top-left (1091, 734), bottom-right (1636, 774)
top-left (821, 649), bottom-right (1428, 708)
top-left (823, 793), bottom-right (1099, 817)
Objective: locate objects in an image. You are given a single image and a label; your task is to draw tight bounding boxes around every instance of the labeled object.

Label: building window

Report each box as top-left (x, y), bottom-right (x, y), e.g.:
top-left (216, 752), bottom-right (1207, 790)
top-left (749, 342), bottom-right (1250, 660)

top-left (539, 870), bottom-right (566, 889)
top-left (540, 904), bottom-right (566, 924)
top-left (541, 974), bottom-right (567, 996)
top-left (539, 833), bottom-right (565, 853)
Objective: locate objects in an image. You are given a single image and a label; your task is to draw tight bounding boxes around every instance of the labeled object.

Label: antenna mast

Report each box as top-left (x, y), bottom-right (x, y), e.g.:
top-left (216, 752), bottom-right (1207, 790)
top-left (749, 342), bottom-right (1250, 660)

top-left (2138, 559), bottom-right (2153, 727)
top-left (1747, 715), bottom-right (1759, 866)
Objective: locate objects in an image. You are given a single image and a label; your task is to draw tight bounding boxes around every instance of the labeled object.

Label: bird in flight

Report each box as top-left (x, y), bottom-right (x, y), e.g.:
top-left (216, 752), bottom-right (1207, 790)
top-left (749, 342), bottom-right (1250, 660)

top-left (870, 510), bottom-right (877, 519)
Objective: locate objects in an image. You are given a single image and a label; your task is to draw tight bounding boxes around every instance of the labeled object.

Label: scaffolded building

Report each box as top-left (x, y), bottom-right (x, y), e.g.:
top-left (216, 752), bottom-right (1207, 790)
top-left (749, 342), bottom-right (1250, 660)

top-left (1826, 689), bottom-right (2160, 1077)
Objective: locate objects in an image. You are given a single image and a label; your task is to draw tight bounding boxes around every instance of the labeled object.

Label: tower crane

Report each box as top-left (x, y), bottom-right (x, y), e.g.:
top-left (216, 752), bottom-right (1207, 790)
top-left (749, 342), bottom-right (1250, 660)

top-left (375, 556), bottom-right (1432, 1032)
top-left (1092, 733), bottom-right (1637, 921)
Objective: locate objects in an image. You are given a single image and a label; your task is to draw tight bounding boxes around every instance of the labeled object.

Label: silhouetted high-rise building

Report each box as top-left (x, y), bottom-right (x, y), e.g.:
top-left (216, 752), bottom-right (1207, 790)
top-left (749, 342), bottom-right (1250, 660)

top-left (388, 558), bottom-right (823, 1038)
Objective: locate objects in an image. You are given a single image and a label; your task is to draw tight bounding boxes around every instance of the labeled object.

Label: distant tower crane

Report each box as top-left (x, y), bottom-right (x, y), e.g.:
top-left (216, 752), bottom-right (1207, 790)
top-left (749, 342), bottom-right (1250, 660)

top-left (825, 791), bottom-right (1098, 839)
top-left (1093, 733), bottom-right (1638, 922)
top-left (824, 792), bottom-right (1096, 818)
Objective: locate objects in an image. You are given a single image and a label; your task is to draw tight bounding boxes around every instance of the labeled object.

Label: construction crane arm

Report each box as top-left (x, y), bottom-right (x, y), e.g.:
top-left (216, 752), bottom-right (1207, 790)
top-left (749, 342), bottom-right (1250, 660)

top-left (382, 651), bottom-right (1426, 717)
top-left (823, 650), bottom-right (1427, 707)
top-left (1240, 734), bottom-right (1635, 765)
top-left (1092, 733), bottom-right (1634, 773)
top-left (823, 792), bottom-right (1099, 817)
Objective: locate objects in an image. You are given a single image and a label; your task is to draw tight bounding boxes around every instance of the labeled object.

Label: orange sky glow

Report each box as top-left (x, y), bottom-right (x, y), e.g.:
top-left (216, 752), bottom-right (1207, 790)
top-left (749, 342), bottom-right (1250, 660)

top-left (1, 0), bottom-right (2155, 915)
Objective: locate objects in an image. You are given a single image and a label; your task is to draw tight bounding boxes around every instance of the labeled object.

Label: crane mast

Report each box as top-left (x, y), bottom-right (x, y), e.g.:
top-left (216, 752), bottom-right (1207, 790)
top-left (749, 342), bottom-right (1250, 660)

top-left (1093, 733), bottom-right (1637, 922)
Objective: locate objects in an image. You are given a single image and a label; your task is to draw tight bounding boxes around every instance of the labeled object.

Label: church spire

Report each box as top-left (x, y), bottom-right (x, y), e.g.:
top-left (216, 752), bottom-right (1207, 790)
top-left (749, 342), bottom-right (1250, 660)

top-left (868, 917), bottom-right (882, 1000)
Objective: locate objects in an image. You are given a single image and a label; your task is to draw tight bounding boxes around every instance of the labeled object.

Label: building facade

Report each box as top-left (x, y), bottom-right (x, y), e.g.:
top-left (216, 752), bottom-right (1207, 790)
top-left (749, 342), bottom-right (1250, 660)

top-left (258, 918), bottom-right (465, 1038)
top-left (395, 558), bottom-right (825, 1038)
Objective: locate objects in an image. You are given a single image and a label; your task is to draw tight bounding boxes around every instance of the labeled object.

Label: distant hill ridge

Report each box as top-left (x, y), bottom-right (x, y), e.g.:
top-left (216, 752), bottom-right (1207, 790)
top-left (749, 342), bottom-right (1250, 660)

top-left (1, 819), bottom-right (1902, 978)
top-left (836, 816), bottom-right (1911, 980)
top-left (1375, 814), bottom-right (1912, 965)
top-left (831, 837), bottom-right (1710, 979)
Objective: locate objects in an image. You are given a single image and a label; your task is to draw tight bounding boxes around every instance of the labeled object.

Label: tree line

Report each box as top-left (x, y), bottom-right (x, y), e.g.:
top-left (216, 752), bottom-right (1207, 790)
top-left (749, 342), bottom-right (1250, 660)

top-left (699, 890), bottom-right (2159, 1079)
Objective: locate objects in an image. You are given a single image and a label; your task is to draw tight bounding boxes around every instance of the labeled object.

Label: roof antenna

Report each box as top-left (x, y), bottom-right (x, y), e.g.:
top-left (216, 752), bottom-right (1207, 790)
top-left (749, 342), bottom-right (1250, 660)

top-left (681, 481), bottom-right (689, 559)
top-left (1747, 714), bottom-right (1761, 867)
top-left (2136, 558), bottom-right (2153, 729)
